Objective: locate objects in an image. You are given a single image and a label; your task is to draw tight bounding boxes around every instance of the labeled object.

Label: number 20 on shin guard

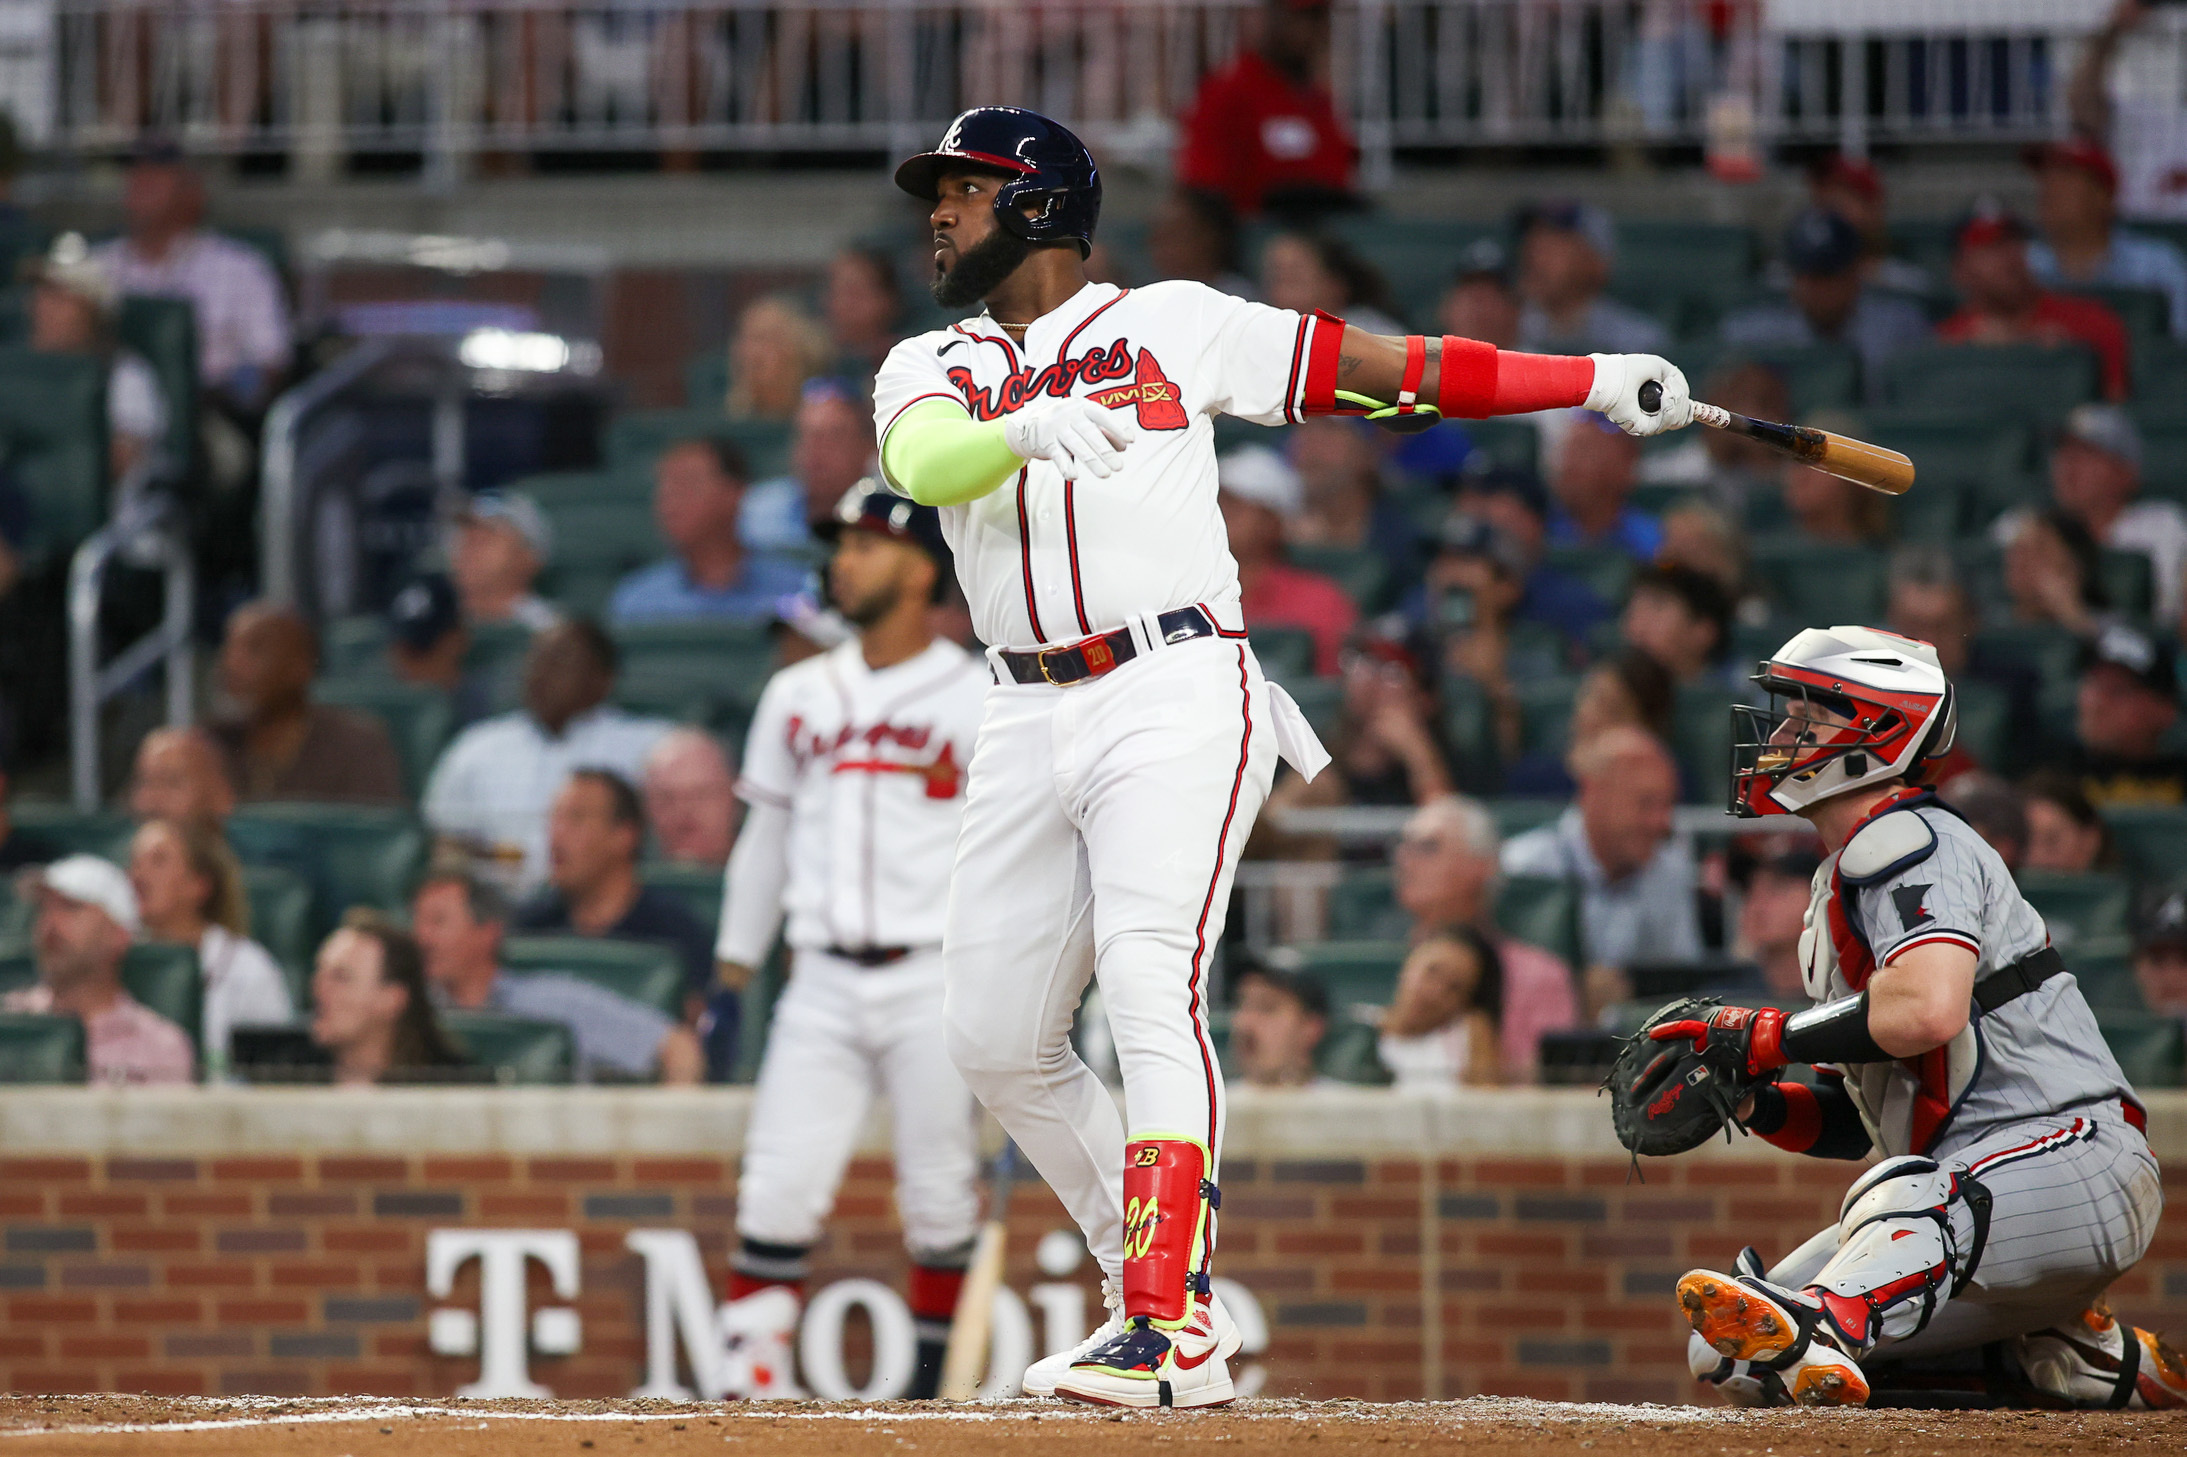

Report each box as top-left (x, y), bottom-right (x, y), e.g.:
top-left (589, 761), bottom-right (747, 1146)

top-left (1121, 1135), bottom-right (1216, 1328)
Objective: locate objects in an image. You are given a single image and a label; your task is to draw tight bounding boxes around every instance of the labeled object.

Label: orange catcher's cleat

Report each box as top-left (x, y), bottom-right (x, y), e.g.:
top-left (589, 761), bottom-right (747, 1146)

top-left (1677, 1269), bottom-right (1871, 1408)
top-left (2019, 1300), bottom-right (2187, 1409)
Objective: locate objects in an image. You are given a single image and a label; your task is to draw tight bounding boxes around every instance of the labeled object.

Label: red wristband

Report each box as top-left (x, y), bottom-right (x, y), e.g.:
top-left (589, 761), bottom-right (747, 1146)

top-left (1487, 350), bottom-right (1595, 416)
top-left (1746, 1008), bottom-right (1789, 1075)
top-left (1398, 334), bottom-right (1428, 412)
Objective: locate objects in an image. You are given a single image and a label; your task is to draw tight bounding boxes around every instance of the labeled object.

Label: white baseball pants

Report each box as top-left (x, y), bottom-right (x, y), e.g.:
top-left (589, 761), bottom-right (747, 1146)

top-left (941, 635), bottom-right (1279, 1282)
top-left (734, 947), bottom-right (984, 1262)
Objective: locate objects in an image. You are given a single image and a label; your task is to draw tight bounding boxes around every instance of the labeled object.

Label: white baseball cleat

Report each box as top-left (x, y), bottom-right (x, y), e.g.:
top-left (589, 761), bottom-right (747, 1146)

top-left (1022, 1278), bottom-right (1124, 1398)
top-left (1050, 1292), bottom-right (1241, 1410)
top-left (718, 1286), bottom-right (806, 1400)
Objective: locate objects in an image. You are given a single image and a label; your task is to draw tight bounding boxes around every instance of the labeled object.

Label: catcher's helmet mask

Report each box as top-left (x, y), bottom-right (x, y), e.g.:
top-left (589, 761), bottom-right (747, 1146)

top-left (1729, 626), bottom-right (1958, 819)
top-left (895, 106), bottom-right (1102, 260)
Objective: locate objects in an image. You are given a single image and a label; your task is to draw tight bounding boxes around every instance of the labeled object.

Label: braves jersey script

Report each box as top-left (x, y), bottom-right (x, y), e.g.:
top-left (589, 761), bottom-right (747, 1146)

top-left (1797, 804), bottom-right (2134, 1160)
top-left (872, 280), bottom-right (1332, 650)
top-left (732, 638), bottom-right (987, 954)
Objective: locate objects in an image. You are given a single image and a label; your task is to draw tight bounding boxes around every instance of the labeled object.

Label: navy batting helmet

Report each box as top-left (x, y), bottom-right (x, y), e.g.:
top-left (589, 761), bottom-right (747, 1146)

top-left (894, 106), bottom-right (1101, 258)
top-left (818, 479), bottom-right (951, 564)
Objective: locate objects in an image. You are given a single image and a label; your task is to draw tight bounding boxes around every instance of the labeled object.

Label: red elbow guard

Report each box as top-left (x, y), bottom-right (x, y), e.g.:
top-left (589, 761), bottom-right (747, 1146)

top-left (1300, 310), bottom-right (1347, 415)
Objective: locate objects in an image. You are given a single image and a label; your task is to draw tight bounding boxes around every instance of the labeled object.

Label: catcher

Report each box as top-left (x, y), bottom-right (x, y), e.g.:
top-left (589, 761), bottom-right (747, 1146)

top-left (1610, 624), bottom-right (2182, 1409)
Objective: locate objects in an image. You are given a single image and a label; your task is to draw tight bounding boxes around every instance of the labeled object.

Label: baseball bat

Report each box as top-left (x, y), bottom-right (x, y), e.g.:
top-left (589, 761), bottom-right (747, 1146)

top-left (1638, 378), bottom-right (1914, 496)
top-left (938, 1140), bottom-right (1019, 1401)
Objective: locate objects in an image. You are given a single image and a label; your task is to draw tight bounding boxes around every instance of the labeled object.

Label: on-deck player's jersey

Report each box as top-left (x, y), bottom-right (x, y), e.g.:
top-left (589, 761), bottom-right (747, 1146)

top-left (735, 637), bottom-right (988, 953)
top-left (1798, 804), bottom-right (2135, 1160)
top-left (872, 280), bottom-right (1333, 651)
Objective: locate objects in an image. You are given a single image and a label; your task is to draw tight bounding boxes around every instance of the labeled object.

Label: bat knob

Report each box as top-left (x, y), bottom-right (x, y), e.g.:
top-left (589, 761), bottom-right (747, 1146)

top-left (1637, 379), bottom-right (1662, 414)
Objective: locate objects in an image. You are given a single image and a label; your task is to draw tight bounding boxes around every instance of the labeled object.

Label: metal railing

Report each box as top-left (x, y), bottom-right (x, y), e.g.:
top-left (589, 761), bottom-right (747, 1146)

top-left (27, 0), bottom-right (2148, 180)
top-left (68, 488), bottom-right (194, 810)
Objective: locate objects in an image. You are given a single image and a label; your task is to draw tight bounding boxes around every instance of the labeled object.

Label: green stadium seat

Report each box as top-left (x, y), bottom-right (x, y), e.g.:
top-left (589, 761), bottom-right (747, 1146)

top-left (0, 1014), bottom-right (85, 1083)
top-left (121, 942), bottom-right (203, 1052)
top-left (606, 410), bottom-right (793, 479)
top-left (1972, 622), bottom-right (2083, 695)
top-left (1861, 411), bottom-right (2037, 518)
top-left (612, 621), bottom-right (776, 690)
top-left (323, 616), bottom-right (387, 677)
top-left (1671, 683), bottom-right (1734, 808)
top-left (499, 935), bottom-right (686, 1019)
top-left (1283, 677), bottom-right (1341, 740)
top-left (1511, 675), bottom-right (1580, 759)
top-left (1248, 626), bottom-right (1317, 683)
top-left (2136, 342), bottom-right (2187, 423)
top-left (2018, 871), bottom-right (2133, 952)
top-left (1613, 222), bottom-right (1759, 322)
top-left (1269, 940), bottom-right (1407, 1015)
top-left (312, 679), bottom-right (455, 801)
top-left (1286, 544), bottom-right (1388, 613)
top-left (1313, 1018), bottom-right (1393, 1087)
top-left (1326, 867), bottom-right (1402, 941)
top-left (2101, 806), bottom-right (2187, 887)
top-left (508, 468), bottom-right (632, 511)
top-left (1748, 537), bottom-right (1888, 622)
top-left (5, 803), bottom-right (136, 862)
top-left (1490, 800), bottom-right (1566, 840)
top-left (441, 1012), bottom-right (574, 1085)
top-left (1672, 340), bottom-right (1862, 415)
top-left (2098, 549), bottom-right (2155, 617)
top-left (1882, 344), bottom-right (2100, 427)
top-left (1541, 545), bottom-right (1634, 605)
top-left (684, 351), bottom-right (730, 412)
top-left (227, 805), bottom-right (428, 935)
top-left (116, 296), bottom-right (198, 475)
top-left (538, 498), bottom-right (662, 574)
top-left (0, 347), bottom-right (107, 559)
top-left (641, 862), bottom-right (724, 936)
top-left (466, 620), bottom-right (537, 681)
top-left (1438, 678), bottom-right (1500, 789)
top-left (613, 661), bottom-right (752, 738)
top-left (2065, 936), bottom-right (2141, 1014)
top-left (2097, 1013), bottom-right (2184, 1089)
top-left (2069, 286), bottom-right (2171, 346)
top-left (1497, 874), bottom-right (1583, 969)
top-left (2139, 418), bottom-right (2187, 504)
top-left (243, 866), bottom-right (317, 989)
top-left (1952, 680), bottom-right (2015, 774)
top-left (1460, 417), bottom-right (1539, 474)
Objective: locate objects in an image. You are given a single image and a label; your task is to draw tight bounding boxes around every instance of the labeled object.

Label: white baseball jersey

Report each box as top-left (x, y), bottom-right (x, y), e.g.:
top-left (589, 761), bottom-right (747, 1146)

top-left (724, 637), bottom-right (987, 956)
top-left (872, 280), bottom-right (1332, 650)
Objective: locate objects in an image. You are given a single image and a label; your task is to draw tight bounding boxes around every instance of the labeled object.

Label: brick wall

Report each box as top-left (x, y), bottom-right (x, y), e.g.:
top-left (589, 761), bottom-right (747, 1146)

top-left (7, 1141), bottom-right (2184, 1402)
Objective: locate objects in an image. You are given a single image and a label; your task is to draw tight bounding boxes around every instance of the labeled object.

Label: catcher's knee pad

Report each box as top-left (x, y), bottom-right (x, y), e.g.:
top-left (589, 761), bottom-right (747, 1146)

top-left (1809, 1156), bottom-right (1987, 1355)
top-left (1121, 1134), bottom-right (1218, 1330)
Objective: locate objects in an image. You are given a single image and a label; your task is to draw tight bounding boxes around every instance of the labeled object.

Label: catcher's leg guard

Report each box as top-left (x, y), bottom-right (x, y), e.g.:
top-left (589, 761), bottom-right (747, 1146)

top-left (1805, 1156), bottom-right (1987, 1358)
top-left (2017, 1300), bottom-right (2187, 1410)
top-left (1678, 1270), bottom-right (1872, 1407)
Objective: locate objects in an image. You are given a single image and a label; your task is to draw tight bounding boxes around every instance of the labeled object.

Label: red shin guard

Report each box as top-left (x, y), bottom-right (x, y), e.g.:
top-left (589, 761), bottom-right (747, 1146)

top-left (907, 1263), bottom-right (967, 1326)
top-left (1121, 1136), bottom-right (1216, 1329)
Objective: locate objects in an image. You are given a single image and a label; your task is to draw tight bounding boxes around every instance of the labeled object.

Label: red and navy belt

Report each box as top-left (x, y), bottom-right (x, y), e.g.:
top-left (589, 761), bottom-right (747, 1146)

top-left (998, 605), bottom-right (1220, 687)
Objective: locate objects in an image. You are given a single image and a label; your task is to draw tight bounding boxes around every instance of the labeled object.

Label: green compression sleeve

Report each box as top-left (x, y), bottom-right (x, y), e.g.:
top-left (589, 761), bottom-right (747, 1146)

top-left (880, 399), bottom-right (1025, 506)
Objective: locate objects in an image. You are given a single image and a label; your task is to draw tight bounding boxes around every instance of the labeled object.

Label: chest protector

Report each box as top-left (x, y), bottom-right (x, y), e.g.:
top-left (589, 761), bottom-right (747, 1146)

top-left (1796, 791), bottom-right (1981, 1158)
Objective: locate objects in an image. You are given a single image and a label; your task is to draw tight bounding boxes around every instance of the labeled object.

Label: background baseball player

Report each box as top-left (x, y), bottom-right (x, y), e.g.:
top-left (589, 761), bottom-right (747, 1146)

top-left (871, 105), bottom-right (1698, 1408)
top-left (1625, 624), bottom-right (2179, 1409)
top-left (711, 483), bottom-right (988, 1400)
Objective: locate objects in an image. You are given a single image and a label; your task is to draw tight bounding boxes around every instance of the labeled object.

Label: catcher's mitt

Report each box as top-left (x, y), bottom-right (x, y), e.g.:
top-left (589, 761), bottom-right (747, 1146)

top-left (1606, 997), bottom-right (1770, 1157)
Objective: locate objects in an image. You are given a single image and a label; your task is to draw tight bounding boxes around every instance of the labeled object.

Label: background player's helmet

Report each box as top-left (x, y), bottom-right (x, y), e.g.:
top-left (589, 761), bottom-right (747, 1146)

top-left (893, 107), bottom-right (1101, 258)
top-left (819, 479), bottom-right (950, 565)
top-left (1729, 625), bottom-right (1958, 819)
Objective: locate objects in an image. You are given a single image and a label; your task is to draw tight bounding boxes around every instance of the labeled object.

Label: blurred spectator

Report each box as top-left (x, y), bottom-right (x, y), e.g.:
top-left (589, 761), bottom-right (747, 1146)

top-left (2026, 139), bottom-right (2187, 337)
top-left (2134, 887), bottom-right (2187, 1017)
top-left (127, 817), bottom-right (290, 1073)
top-left (823, 245), bottom-right (905, 382)
top-left (1657, 503), bottom-right (1755, 615)
top-left (450, 492), bottom-right (559, 634)
top-left (1412, 515), bottom-right (1535, 742)
top-left (2042, 405), bottom-right (2186, 626)
top-left (1888, 547), bottom-right (2043, 767)
top-left (2000, 509), bottom-right (2111, 636)
top-left (93, 138), bottom-right (290, 410)
top-left (1503, 726), bottom-right (1701, 972)
top-left (1226, 958), bottom-right (1330, 1088)
top-left (1782, 423), bottom-right (1893, 545)
top-left (612, 436), bottom-right (807, 625)
top-left (210, 602), bottom-right (405, 806)
top-left (1376, 925), bottom-right (1504, 1089)
top-left (1175, 0), bottom-right (1356, 219)
top-left (1263, 633), bottom-right (1453, 844)
top-left (1545, 412), bottom-right (1657, 560)
top-left (1735, 846), bottom-right (1820, 1002)
top-left (0, 768), bottom-right (62, 872)
top-left (1940, 771), bottom-right (2030, 873)
top-left (385, 574), bottom-right (491, 729)
top-left (1390, 795), bottom-right (1578, 1080)
top-left (1639, 361), bottom-right (1791, 511)
top-left (724, 295), bottom-right (833, 421)
top-left (2021, 767), bottom-right (2115, 874)
top-left (424, 620), bottom-right (671, 892)
top-left (1720, 209), bottom-right (1932, 394)
top-left (127, 726), bottom-right (236, 831)
top-left (25, 233), bottom-right (167, 480)
top-left (1620, 562), bottom-right (1733, 686)
top-left (1806, 154), bottom-right (1931, 296)
top-left (741, 382), bottom-right (877, 556)
top-left (2069, 623), bottom-right (2187, 806)
top-left (1502, 650), bottom-right (1677, 800)
top-left (1288, 418), bottom-right (1422, 581)
top-left (413, 869), bottom-right (702, 1084)
top-left (1437, 239), bottom-right (1520, 351)
top-left (1513, 201), bottom-right (1666, 356)
top-left (643, 727), bottom-right (739, 868)
top-left (308, 910), bottom-right (466, 1086)
top-left (1939, 209), bottom-right (2131, 401)
top-left (1148, 189), bottom-right (1254, 297)
top-left (515, 769), bottom-right (717, 1008)
top-left (2, 855), bottom-right (191, 1084)
top-left (2069, 1), bottom-right (2187, 222)
top-left (1258, 232), bottom-right (1407, 336)
top-left (1220, 446), bottom-right (1356, 676)
top-left (1451, 464), bottom-right (1611, 644)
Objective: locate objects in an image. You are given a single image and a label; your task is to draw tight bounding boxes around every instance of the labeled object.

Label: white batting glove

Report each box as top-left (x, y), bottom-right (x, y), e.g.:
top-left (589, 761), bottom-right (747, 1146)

top-left (1586, 353), bottom-right (1694, 437)
top-left (1002, 397), bottom-right (1131, 479)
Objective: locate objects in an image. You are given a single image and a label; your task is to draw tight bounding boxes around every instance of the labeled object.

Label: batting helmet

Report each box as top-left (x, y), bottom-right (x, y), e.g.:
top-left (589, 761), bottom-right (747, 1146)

top-left (893, 106), bottom-right (1102, 258)
top-left (818, 479), bottom-right (950, 564)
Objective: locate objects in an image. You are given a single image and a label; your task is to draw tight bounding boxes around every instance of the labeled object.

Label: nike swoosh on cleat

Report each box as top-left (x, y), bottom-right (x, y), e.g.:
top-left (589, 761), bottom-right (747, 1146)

top-left (1170, 1346), bottom-right (1216, 1371)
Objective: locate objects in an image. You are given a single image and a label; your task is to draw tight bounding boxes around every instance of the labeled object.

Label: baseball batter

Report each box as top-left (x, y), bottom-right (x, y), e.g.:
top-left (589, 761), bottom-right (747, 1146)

top-left (873, 105), bottom-right (1697, 1407)
top-left (712, 483), bottom-right (988, 1400)
top-left (1632, 624), bottom-right (2183, 1409)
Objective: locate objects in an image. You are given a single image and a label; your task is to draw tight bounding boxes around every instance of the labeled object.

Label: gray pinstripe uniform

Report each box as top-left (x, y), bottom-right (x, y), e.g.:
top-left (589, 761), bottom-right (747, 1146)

top-left (1768, 805), bottom-right (2165, 1358)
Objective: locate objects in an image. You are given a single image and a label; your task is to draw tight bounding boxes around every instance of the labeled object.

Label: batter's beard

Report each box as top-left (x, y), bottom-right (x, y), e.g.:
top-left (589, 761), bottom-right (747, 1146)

top-left (932, 228), bottom-right (1034, 309)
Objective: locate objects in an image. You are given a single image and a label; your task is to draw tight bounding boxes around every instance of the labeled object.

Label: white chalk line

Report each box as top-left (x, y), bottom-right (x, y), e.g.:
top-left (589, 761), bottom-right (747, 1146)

top-left (2, 1396), bottom-right (1735, 1439)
